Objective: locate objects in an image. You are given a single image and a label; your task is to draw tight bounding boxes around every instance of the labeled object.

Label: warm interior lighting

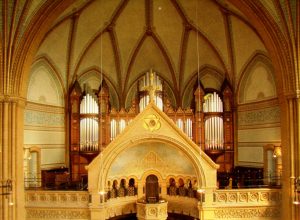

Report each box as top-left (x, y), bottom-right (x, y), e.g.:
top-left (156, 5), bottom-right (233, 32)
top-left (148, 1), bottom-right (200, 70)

top-left (273, 145), bottom-right (281, 158)
top-left (197, 188), bottom-right (205, 193)
top-left (8, 196), bottom-right (14, 206)
top-left (98, 191), bottom-right (106, 195)
top-left (293, 177), bottom-right (300, 205)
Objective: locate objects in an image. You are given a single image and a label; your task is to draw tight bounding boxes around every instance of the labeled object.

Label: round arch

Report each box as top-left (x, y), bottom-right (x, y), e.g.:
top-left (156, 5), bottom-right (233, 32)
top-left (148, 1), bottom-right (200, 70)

top-left (87, 135), bottom-right (218, 194)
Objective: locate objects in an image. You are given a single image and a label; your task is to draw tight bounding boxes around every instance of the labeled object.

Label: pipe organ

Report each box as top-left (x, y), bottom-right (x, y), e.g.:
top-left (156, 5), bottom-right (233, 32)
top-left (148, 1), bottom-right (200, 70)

top-left (69, 74), bottom-right (234, 181)
top-left (175, 118), bottom-right (193, 139)
top-left (138, 70), bottom-right (163, 111)
top-left (79, 93), bottom-right (99, 152)
top-left (194, 85), bottom-right (233, 171)
top-left (203, 92), bottom-right (224, 151)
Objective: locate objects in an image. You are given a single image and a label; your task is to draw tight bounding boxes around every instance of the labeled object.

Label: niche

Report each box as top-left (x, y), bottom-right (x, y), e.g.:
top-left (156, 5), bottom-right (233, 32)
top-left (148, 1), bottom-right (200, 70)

top-left (145, 175), bottom-right (159, 203)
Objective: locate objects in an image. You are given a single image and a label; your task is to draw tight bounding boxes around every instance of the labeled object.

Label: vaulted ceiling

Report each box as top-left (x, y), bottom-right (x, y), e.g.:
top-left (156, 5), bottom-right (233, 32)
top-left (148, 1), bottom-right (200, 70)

top-left (26, 0), bottom-right (284, 108)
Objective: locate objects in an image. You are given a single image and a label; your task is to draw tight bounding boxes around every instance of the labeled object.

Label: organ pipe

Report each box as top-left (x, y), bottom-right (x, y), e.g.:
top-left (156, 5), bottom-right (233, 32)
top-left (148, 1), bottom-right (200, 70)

top-left (203, 92), bottom-right (223, 113)
top-left (204, 117), bottom-right (224, 150)
top-left (185, 118), bottom-right (192, 139)
top-left (203, 92), bottom-right (224, 150)
top-left (80, 92), bottom-right (99, 151)
top-left (139, 70), bottom-right (163, 112)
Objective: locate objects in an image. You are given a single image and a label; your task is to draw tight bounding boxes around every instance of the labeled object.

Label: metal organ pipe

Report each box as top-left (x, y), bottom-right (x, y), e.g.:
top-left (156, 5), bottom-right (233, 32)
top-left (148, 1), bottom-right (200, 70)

top-left (80, 92), bottom-right (99, 152)
top-left (185, 118), bottom-right (192, 139)
top-left (204, 92), bottom-right (224, 150)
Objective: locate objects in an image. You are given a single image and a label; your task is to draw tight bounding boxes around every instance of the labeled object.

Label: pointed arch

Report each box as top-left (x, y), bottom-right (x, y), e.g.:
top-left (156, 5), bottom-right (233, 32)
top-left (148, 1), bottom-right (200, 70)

top-left (237, 52), bottom-right (276, 104)
top-left (28, 57), bottom-right (65, 106)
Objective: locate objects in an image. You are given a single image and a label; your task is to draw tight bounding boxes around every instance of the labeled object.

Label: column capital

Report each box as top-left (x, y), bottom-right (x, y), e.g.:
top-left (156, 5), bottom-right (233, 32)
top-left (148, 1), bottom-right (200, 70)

top-left (0, 94), bottom-right (27, 108)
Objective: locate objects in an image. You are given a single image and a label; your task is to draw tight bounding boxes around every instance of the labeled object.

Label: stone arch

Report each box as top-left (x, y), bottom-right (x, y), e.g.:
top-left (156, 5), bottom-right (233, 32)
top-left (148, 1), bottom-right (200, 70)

top-left (182, 65), bottom-right (225, 108)
top-left (140, 170), bottom-right (164, 184)
top-left (77, 68), bottom-right (120, 110)
top-left (91, 135), bottom-right (217, 194)
top-left (27, 58), bottom-right (65, 106)
top-left (237, 52), bottom-right (276, 104)
top-left (17, 1), bottom-right (74, 97)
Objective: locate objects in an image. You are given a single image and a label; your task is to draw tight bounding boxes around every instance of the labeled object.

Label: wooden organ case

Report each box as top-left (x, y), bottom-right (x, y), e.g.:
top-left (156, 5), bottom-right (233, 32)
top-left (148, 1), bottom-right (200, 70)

top-left (69, 77), bottom-right (234, 181)
top-left (194, 83), bottom-right (234, 172)
top-left (69, 81), bottom-right (111, 181)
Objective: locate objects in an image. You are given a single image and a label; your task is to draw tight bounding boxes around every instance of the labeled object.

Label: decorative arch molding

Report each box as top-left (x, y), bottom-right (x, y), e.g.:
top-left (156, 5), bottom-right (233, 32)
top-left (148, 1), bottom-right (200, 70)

top-left (237, 52), bottom-right (276, 104)
top-left (72, 0), bottom-right (129, 91)
top-left (124, 34), bottom-right (176, 98)
top-left (28, 57), bottom-right (65, 106)
top-left (32, 56), bottom-right (66, 92)
top-left (73, 30), bottom-right (112, 80)
top-left (16, 0), bottom-right (74, 96)
top-left (228, 0), bottom-right (293, 94)
top-left (88, 133), bottom-right (218, 194)
top-left (15, 0), bottom-right (294, 99)
top-left (140, 170), bottom-right (164, 185)
top-left (77, 68), bottom-right (120, 109)
top-left (170, 0), bottom-right (229, 75)
top-left (77, 68), bottom-right (102, 90)
top-left (182, 65), bottom-right (225, 108)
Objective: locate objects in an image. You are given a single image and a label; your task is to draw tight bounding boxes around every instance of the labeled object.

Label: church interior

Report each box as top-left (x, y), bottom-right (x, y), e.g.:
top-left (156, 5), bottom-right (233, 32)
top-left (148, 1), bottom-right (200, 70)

top-left (0, 0), bottom-right (300, 220)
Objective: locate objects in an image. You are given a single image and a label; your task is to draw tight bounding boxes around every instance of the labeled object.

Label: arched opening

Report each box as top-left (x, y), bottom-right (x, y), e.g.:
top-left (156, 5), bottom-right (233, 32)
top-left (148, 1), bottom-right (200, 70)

top-left (145, 174), bottom-right (159, 203)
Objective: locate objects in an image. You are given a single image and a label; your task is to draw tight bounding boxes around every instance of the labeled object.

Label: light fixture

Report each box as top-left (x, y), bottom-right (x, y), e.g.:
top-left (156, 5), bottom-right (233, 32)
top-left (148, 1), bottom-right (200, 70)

top-left (98, 191), bottom-right (106, 195)
top-left (197, 188), bottom-right (205, 203)
top-left (197, 188), bottom-right (205, 193)
top-left (293, 177), bottom-right (300, 205)
top-left (273, 146), bottom-right (281, 158)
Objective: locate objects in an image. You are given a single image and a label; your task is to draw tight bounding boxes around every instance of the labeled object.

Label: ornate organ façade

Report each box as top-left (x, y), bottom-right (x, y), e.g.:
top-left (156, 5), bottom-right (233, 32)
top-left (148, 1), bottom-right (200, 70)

top-left (69, 72), bottom-right (234, 182)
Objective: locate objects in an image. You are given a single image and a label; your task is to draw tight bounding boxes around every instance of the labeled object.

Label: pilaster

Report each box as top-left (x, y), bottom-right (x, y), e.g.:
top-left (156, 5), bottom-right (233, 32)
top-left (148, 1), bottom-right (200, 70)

top-left (285, 96), bottom-right (300, 220)
top-left (0, 95), bottom-right (26, 220)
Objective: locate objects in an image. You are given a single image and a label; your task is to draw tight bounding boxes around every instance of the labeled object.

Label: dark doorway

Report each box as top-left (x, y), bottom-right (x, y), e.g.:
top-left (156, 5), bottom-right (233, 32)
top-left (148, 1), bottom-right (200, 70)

top-left (145, 174), bottom-right (159, 203)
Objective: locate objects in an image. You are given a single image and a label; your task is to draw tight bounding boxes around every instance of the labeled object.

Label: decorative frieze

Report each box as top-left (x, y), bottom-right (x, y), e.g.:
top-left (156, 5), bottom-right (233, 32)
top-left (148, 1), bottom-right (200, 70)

top-left (238, 107), bottom-right (280, 127)
top-left (213, 189), bottom-right (281, 205)
top-left (26, 208), bottom-right (90, 219)
top-left (214, 207), bottom-right (280, 218)
top-left (25, 110), bottom-right (64, 127)
top-left (25, 191), bottom-right (89, 208)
